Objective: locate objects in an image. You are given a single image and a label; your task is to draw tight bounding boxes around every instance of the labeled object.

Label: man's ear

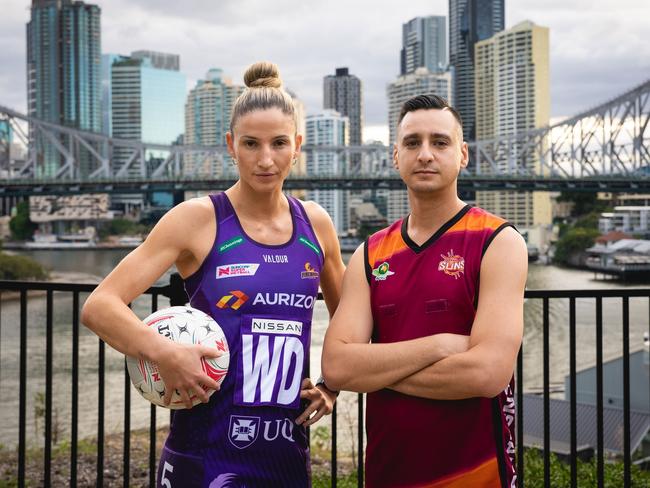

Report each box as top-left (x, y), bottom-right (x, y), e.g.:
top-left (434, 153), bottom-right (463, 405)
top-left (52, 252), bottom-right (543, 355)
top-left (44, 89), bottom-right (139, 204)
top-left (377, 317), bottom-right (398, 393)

top-left (459, 141), bottom-right (469, 170)
top-left (393, 143), bottom-right (399, 170)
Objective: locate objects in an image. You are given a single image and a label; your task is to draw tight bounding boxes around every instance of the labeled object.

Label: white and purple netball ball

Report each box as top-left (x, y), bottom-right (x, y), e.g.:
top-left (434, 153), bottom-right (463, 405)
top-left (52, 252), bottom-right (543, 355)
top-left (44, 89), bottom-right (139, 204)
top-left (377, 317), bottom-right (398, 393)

top-left (126, 306), bottom-right (229, 409)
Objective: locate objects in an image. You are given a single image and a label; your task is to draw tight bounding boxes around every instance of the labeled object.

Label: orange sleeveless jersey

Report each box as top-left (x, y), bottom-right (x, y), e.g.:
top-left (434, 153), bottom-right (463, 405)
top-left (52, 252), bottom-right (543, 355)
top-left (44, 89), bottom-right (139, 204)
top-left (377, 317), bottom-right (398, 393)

top-left (364, 205), bottom-right (517, 488)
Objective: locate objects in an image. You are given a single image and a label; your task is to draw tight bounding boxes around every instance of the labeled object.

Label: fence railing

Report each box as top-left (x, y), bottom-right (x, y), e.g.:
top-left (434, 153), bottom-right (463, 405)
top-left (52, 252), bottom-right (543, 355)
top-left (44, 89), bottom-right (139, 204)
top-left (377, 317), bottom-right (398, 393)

top-left (0, 277), bottom-right (648, 487)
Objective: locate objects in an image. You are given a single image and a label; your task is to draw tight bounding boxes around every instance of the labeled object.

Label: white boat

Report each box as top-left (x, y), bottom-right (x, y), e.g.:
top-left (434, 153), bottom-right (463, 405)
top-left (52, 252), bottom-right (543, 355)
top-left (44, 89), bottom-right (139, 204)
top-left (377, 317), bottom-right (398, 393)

top-left (25, 233), bottom-right (96, 249)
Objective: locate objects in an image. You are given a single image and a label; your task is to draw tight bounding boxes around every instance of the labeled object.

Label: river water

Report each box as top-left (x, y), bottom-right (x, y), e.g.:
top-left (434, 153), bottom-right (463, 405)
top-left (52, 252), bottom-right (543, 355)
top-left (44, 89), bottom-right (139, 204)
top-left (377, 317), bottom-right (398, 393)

top-left (1, 249), bottom-right (649, 450)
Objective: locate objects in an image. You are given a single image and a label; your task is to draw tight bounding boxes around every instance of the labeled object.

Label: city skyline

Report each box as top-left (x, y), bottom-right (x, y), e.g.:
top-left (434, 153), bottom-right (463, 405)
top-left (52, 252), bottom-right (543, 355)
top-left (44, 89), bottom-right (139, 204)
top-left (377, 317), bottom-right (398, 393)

top-left (1, 0), bottom-right (649, 144)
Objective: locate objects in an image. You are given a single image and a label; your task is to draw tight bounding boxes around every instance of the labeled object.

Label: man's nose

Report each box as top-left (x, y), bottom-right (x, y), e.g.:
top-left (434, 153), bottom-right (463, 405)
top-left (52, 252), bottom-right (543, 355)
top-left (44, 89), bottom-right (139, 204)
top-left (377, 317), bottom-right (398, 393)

top-left (417, 142), bottom-right (434, 163)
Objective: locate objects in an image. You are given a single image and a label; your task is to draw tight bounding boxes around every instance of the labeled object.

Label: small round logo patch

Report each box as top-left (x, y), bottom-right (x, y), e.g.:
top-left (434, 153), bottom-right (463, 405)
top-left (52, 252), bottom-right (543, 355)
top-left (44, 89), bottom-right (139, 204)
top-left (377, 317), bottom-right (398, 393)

top-left (372, 262), bottom-right (395, 281)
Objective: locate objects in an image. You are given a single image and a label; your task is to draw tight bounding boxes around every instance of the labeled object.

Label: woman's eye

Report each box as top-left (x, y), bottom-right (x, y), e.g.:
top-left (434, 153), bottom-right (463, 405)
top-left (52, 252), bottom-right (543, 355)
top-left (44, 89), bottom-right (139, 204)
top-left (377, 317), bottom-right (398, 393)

top-left (244, 140), bottom-right (257, 148)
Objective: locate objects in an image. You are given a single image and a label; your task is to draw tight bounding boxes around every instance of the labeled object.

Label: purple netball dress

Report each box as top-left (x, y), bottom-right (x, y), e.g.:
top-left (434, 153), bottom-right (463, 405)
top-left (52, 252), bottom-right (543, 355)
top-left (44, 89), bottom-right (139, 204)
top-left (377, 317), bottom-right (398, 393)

top-left (157, 192), bottom-right (324, 488)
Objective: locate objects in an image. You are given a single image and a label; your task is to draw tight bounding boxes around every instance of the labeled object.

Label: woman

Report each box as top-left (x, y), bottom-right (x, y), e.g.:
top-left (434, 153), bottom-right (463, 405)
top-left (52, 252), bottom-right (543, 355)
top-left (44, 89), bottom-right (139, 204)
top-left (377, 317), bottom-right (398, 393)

top-left (82, 61), bottom-right (345, 487)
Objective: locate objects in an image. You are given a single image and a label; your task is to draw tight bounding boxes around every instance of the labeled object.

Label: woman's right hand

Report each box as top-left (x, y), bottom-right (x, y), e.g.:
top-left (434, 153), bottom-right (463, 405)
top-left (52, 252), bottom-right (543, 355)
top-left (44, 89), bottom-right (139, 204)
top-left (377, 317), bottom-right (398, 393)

top-left (153, 340), bottom-right (223, 409)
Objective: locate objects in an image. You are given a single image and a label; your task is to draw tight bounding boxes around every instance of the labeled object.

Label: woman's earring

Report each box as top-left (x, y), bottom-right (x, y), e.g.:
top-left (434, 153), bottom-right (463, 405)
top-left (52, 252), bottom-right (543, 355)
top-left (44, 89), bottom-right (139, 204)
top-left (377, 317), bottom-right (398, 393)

top-left (292, 158), bottom-right (298, 166)
top-left (232, 158), bottom-right (238, 166)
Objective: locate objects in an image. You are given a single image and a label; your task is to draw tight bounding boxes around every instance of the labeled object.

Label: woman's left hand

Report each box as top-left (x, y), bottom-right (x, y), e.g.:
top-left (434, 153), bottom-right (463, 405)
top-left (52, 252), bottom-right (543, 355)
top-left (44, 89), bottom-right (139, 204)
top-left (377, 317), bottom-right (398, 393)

top-left (295, 377), bottom-right (337, 427)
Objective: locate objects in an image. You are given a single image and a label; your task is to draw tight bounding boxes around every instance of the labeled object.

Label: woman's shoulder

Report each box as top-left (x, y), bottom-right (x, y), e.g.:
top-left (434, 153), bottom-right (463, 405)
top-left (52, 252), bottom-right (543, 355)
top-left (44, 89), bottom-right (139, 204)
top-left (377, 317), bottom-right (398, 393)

top-left (167, 196), bottom-right (214, 220)
top-left (300, 199), bottom-right (333, 228)
top-left (154, 196), bottom-right (216, 238)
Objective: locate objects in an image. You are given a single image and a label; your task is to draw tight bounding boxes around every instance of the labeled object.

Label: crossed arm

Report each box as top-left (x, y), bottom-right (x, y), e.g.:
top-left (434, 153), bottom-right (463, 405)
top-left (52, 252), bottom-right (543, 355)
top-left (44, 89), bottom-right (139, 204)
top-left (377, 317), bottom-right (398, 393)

top-left (321, 227), bottom-right (527, 399)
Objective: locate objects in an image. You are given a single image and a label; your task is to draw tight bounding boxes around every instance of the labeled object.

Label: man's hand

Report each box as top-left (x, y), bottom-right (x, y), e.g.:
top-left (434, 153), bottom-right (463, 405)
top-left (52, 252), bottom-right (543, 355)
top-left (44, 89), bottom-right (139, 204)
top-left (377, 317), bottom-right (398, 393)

top-left (295, 378), bottom-right (336, 427)
top-left (154, 341), bottom-right (223, 409)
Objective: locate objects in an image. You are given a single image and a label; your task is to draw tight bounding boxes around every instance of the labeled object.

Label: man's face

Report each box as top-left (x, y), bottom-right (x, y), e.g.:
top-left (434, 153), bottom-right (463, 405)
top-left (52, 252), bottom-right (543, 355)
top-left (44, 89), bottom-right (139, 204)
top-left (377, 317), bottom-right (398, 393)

top-left (393, 108), bottom-right (468, 194)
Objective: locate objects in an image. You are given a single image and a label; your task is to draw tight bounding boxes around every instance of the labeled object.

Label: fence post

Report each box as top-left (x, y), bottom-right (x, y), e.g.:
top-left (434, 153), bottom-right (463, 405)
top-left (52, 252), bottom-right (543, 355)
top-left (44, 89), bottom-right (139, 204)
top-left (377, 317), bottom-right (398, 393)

top-left (168, 273), bottom-right (188, 306)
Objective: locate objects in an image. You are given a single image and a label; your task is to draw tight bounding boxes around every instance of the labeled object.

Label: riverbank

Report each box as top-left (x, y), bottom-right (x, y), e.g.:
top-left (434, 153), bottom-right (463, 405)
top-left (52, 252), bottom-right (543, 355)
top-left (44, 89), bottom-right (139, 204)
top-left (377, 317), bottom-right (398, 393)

top-left (0, 270), bottom-right (102, 302)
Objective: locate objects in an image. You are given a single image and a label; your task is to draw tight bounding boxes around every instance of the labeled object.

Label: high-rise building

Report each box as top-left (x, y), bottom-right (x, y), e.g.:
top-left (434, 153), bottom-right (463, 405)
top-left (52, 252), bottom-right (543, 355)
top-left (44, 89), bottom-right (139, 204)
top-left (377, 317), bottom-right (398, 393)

top-left (323, 68), bottom-right (362, 230)
top-left (27, 0), bottom-right (101, 176)
top-left (101, 53), bottom-right (120, 136)
top-left (474, 21), bottom-right (551, 245)
top-left (387, 69), bottom-right (452, 146)
top-left (386, 69), bottom-right (452, 222)
top-left (449, 0), bottom-right (504, 141)
top-left (401, 16), bottom-right (447, 75)
top-left (184, 69), bottom-right (245, 176)
top-left (109, 51), bottom-right (185, 173)
top-left (0, 120), bottom-right (11, 177)
top-left (305, 110), bottom-right (349, 234)
top-left (106, 51), bottom-right (185, 214)
top-left (323, 68), bottom-right (362, 150)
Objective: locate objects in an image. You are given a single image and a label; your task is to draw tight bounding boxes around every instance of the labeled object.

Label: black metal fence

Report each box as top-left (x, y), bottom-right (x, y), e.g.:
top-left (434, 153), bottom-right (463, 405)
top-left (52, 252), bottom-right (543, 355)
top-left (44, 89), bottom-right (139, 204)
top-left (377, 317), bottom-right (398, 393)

top-left (0, 278), bottom-right (648, 487)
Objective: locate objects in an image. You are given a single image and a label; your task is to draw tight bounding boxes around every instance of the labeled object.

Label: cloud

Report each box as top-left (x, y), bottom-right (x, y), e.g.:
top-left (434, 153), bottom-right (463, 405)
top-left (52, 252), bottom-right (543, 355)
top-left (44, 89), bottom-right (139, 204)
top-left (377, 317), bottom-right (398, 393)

top-left (508, 0), bottom-right (650, 117)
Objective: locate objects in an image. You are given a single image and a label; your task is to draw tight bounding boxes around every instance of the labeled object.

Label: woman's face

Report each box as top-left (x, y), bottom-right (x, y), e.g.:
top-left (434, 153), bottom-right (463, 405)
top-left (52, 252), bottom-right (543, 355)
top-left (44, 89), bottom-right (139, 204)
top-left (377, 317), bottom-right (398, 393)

top-left (227, 108), bottom-right (301, 192)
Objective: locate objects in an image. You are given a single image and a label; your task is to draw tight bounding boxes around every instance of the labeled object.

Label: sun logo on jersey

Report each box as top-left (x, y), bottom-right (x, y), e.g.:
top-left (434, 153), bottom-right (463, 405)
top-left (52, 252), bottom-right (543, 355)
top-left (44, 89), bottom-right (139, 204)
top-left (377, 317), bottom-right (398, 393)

top-left (438, 250), bottom-right (465, 279)
top-left (372, 261), bottom-right (395, 281)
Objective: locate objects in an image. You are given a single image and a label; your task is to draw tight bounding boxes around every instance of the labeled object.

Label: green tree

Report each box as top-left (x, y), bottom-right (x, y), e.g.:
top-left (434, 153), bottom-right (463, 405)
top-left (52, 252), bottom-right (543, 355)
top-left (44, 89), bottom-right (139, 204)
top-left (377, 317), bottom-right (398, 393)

top-left (9, 201), bottom-right (37, 241)
top-left (554, 227), bottom-right (599, 265)
top-left (0, 252), bottom-right (47, 280)
top-left (356, 223), bottom-right (384, 241)
top-left (557, 191), bottom-right (611, 217)
top-left (98, 218), bottom-right (147, 239)
top-left (574, 212), bottom-right (601, 230)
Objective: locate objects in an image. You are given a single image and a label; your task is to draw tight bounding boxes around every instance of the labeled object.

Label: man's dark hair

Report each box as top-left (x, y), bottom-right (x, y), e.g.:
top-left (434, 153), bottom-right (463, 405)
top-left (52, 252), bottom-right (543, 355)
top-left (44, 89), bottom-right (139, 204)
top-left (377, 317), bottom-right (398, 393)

top-left (397, 94), bottom-right (463, 130)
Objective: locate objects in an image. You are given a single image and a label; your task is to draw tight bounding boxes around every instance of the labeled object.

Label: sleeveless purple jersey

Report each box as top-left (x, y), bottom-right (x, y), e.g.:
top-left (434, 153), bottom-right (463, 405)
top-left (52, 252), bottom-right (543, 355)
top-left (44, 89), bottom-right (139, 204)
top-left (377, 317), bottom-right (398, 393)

top-left (157, 192), bottom-right (324, 488)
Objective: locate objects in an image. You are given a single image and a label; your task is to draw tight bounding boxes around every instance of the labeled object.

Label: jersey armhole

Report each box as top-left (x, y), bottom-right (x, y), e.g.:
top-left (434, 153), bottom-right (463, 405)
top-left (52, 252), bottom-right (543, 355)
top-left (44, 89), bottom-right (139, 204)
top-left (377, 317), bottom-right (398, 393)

top-left (184, 194), bottom-right (220, 303)
top-left (474, 222), bottom-right (516, 310)
top-left (363, 238), bottom-right (372, 285)
top-left (290, 196), bottom-right (326, 267)
top-left (481, 222), bottom-right (516, 257)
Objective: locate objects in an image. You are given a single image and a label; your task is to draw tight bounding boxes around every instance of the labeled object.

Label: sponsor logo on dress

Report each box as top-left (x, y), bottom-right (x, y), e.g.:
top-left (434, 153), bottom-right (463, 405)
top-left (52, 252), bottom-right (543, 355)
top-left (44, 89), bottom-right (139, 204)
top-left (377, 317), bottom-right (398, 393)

top-left (300, 262), bottom-right (319, 280)
top-left (216, 263), bottom-right (259, 279)
top-left (218, 236), bottom-right (244, 253)
top-left (228, 415), bottom-right (260, 449)
top-left (298, 236), bottom-right (321, 255)
top-left (216, 290), bottom-right (249, 310)
top-left (240, 333), bottom-right (304, 407)
top-left (252, 292), bottom-right (315, 310)
top-left (262, 254), bottom-right (289, 264)
top-left (251, 318), bottom-right (303, 336)
top-left (372, 262), bottom-right (395, 281)
top-left (438, 250), bottom-right (465, 279)
top-left (227, 415), bottom-right (296, 449)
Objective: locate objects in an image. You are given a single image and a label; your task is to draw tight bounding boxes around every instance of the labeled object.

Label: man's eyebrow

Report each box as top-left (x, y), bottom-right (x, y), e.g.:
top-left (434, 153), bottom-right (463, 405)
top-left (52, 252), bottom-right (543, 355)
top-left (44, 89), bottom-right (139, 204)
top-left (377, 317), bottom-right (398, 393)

top-left (401, 133), bottom-right (421, 141)
top-left (430, 133), bottom-right (452, 141)
top-left (402, 132), bottom-right (453, 141)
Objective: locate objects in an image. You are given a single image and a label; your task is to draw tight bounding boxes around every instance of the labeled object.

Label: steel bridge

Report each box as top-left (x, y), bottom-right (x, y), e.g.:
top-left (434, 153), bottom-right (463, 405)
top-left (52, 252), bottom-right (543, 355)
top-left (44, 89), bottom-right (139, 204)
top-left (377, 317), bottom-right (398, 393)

top-left (0, 78), bottom-right (648, 196)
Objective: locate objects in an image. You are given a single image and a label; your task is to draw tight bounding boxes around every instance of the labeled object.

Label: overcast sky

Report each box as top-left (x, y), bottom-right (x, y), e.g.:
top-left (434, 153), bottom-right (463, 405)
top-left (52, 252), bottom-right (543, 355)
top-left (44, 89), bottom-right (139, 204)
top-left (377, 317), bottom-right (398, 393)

top-left (1, 0), bottom-right (648, 142)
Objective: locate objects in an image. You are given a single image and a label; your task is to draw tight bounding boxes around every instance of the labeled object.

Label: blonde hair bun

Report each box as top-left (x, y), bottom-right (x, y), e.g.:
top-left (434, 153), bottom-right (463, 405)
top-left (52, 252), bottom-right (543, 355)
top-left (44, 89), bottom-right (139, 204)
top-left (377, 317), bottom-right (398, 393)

top-left (244, 61), bottom-right (282, 89)
top-left (230, 61), bottom-right (295, 132)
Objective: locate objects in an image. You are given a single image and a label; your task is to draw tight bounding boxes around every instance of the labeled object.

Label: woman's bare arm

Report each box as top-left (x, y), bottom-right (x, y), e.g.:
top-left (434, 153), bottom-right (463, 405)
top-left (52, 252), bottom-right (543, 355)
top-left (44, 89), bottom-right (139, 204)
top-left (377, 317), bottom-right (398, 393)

top-left (81, 198), bottom-right (220, 407)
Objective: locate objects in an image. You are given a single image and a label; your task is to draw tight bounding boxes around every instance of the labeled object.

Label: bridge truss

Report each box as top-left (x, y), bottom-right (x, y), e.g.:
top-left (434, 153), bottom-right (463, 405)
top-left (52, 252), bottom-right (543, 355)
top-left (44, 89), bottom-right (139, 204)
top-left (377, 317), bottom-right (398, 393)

top-left (0, 78), bottom-right (648, 196)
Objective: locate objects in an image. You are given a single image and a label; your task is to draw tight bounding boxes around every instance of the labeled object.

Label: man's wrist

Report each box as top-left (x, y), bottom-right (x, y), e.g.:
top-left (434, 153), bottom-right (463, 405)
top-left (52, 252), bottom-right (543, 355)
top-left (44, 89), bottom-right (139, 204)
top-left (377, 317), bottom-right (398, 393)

top-left (316, 375), bottom-right (339, 396)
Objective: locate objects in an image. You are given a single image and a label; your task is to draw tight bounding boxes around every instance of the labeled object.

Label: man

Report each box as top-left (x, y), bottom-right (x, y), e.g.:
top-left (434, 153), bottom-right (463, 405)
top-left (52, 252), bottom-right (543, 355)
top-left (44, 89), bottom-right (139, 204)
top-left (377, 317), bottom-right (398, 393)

top-left (321, 94), bottom-right (526, 487)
